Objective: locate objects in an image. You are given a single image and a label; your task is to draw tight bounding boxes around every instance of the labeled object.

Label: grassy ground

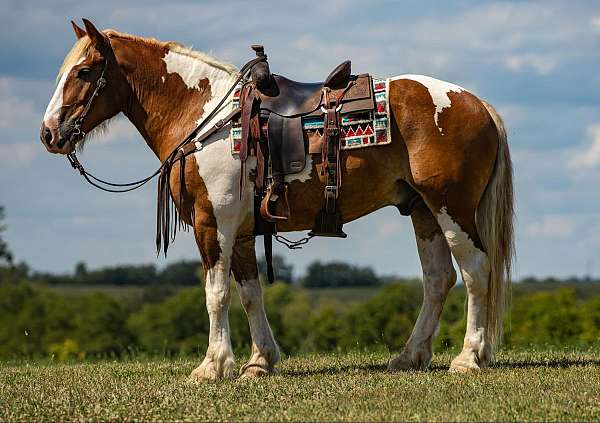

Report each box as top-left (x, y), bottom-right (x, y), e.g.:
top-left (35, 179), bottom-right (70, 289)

top-left (1, 349), bottom-right (599, 421)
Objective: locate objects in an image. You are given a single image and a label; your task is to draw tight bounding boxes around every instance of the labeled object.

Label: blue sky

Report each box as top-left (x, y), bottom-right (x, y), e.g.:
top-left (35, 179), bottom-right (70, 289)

top-left (1, 0), bottom-right (599, 279)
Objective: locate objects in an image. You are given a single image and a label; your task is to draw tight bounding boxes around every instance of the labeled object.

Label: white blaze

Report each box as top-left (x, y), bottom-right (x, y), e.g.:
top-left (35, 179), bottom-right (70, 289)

top-left (390, 74), bottom-right (465, 135)
top-left (43, 59), bottom-right (83, 125)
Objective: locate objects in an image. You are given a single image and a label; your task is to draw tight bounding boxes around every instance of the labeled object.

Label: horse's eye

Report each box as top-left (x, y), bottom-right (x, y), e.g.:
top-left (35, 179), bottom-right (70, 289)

top-left (77, 68), bottom-right (92, 79)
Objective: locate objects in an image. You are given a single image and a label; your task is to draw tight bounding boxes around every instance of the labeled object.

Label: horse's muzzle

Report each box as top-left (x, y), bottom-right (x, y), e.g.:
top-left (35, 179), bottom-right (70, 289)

top-left (40, 121), bottom-right (74, 154)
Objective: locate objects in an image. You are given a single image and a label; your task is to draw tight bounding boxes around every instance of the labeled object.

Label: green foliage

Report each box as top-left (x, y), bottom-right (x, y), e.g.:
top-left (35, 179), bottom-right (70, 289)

top-left (302, 261), bottom-right (380, 287)
top-left (0, 282), bottom-right (130, 359)
top-left (127, 287), bottom-right (209, 356)
top-left (0, 276), bottom-right (598, 360)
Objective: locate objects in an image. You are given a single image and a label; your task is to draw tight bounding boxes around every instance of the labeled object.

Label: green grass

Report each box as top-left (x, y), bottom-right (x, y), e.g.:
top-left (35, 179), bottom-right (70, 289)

top-left (1, 349), bottom-right (599, 422)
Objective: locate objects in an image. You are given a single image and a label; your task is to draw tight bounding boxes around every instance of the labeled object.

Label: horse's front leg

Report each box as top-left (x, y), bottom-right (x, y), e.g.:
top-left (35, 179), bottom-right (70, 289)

top-left (231, 234), bottom-right (280, 378)
top-left (190, 220), bottom-right (236, 381)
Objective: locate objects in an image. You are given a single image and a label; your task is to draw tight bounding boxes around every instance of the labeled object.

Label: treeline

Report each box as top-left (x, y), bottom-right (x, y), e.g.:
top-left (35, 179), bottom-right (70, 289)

top-left (30, 260), bottom-right (203, 286)
top-left (0, 278), bottom-right (598, 360)
top-left (15, 256), bottom-right (387, 288)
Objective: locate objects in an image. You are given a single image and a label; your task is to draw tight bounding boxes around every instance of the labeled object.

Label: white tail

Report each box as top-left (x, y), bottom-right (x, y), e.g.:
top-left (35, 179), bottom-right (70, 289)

top-left (477, 100), bottom-right (515, 350)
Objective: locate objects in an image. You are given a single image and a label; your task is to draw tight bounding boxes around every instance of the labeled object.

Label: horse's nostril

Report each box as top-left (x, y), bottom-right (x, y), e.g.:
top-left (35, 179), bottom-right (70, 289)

top-left (43, 127), bottom-right (53, 144)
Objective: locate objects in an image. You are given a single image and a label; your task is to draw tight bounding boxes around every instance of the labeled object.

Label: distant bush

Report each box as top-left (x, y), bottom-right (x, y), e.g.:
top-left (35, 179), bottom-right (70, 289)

top-left (302, 261), bottom-right (380, 288)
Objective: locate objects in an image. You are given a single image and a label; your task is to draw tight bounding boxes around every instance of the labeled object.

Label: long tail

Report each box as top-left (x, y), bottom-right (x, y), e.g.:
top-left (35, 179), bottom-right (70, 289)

top-left (477, 100), bottom-right (515, 351)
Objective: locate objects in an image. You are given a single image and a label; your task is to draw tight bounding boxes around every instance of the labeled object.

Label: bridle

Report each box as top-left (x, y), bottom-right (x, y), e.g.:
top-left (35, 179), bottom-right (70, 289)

top-left (57, 61), bottom-right (108, 151)
top-left (64, 52), bottom-right (267, 253)
top-left (69, 62), bottom-right (108, 145)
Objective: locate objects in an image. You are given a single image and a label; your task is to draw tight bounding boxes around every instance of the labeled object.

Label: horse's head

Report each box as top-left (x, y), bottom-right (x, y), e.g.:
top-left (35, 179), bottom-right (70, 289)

top-left (41, 19), bottom-right (130, 154)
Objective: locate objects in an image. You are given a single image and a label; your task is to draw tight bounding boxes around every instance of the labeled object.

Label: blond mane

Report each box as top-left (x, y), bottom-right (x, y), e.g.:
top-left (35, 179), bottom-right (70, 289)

top-left (57, 29), bottom-right (238, 81)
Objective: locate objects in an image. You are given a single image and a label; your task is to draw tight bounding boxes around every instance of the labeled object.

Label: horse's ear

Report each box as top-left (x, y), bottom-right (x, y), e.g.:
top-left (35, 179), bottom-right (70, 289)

top-left (82, 18), bottom-right (112, 56)
top-left (71, 20), bottom-right (86, 39)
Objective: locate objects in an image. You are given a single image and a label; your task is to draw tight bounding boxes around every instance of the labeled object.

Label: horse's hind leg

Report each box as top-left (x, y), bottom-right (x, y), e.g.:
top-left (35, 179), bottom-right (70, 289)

top-left (436, 208), bottom-right (492, 372)
top-left (389, 203), bottom-right (456, 371)
top-left (231, 234), bottom-right (280, 378)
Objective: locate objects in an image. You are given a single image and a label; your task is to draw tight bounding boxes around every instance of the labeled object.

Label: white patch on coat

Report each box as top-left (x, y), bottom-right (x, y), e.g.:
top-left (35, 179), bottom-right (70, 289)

top-left (161, 76), bottom-right (165, 83)
top-left (436, 207), bottom-right (488, 278)
top-left (390, 74), bottom-right (465, 134)
top-left (285, 155), bottom-right (313, 183)
top-left (163, 49), bottom-right (213, 90)
top-left (188, 65), bottom-right (252, 262)
top-left (163, 48), bottom-right (243, 131)
top-left (43, 58), bottom-right (84, 126)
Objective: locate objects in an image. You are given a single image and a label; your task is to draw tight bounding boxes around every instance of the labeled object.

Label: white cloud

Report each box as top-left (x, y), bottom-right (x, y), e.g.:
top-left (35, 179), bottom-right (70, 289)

top-left (0, 77), bottom-right (41, 130)
top-left (504, 54), bottom-right (559, 75)
top-left (592, 16), bottom-right (600, 31)
top-left (0, 142), bottom-right (38, 167)
top-left (569, 124), bottom-right (600, 169)
top-left (526, 215), bottom-right (576, 238)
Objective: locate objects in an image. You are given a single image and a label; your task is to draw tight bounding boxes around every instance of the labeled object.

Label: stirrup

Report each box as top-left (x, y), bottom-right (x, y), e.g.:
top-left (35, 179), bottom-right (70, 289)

top-left (260, 184), bottom-right (290, 222)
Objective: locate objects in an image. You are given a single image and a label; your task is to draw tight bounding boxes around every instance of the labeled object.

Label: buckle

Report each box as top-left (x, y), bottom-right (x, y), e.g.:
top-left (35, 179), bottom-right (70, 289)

top-left (327, 126), bottom-right (339, 136)
top-left (325, 185), bottom-right (337, 195)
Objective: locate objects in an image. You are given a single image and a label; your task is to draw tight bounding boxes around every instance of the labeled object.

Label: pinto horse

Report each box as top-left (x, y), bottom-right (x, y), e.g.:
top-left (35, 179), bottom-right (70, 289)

top-left (40, 19), bottom-right (514, 379)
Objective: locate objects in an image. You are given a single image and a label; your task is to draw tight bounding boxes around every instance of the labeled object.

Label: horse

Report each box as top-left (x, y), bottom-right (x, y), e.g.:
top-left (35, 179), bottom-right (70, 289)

top-left (40, 19), bottom-right (514, 380)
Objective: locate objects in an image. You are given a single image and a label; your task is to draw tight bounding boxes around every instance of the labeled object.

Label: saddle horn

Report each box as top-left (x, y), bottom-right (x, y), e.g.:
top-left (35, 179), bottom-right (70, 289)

top-left (250, 44), bottom-right (275, 93)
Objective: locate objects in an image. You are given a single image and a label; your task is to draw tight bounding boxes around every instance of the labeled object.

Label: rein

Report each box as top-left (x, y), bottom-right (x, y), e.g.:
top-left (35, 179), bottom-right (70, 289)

top-left (66, 55), bottom-right (266, 254)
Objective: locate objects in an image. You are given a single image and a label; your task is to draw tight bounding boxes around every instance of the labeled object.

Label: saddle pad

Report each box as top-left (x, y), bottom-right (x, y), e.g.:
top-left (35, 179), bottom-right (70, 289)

top-left (302, 78), bottom-right (389, 150)
top-left (229, 78), bottom-right (390, 153)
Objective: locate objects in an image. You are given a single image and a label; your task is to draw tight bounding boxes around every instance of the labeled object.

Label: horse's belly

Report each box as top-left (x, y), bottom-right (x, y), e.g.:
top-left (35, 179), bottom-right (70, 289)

top-left (277, 144), bottom-right (404, 232)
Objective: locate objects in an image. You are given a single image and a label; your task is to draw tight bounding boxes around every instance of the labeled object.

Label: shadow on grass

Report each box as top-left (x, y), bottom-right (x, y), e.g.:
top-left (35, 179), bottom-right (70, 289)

top-left (284, 362), bottom-right (450, 377)
top-left (492, 357), bottom-right (600, 369)
top-left (283, 356), bottom-right (600, 377)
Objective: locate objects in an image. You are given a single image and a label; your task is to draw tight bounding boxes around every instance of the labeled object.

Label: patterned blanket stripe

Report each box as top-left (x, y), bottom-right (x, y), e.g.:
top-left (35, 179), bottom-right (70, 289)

top-left (230, 78), bottom-right (390, 154)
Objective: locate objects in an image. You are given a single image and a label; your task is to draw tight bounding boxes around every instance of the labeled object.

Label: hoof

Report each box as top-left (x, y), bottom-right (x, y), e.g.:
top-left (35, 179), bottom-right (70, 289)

top-left (388, 350), bottom-right (431, 371)
top-left (189, 358), bottom-right (236, 382)
top-left (449, 352), bottom-right (481, 373)
top-left (239, 363), bottom-right (277, 379)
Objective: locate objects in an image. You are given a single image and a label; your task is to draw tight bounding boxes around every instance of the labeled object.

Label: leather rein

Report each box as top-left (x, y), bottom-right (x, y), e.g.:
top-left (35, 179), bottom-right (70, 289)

top-left (65, 55), bottom-right (266, 254)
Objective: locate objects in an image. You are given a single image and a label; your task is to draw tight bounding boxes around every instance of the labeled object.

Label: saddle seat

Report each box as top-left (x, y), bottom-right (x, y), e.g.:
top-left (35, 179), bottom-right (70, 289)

top-left (259, 60), bottom-right (352, 117)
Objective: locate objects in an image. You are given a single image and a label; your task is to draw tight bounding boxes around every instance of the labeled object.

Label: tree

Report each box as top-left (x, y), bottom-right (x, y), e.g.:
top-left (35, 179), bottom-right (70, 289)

top-left (74, 261), bottom-right (88, 279)
top-left (258, 254), bottom-right (294, 284)
top-left (302, 261), bottom-right (380, 288)
top-left (159, 260), bottom-right (203, 285)
top-left (0, 206), bottom-right (13, 265)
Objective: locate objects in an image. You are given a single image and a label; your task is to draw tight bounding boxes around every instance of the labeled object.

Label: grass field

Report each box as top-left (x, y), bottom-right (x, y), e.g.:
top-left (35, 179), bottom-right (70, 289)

top-left (1, 349), bottom-right (599, 421)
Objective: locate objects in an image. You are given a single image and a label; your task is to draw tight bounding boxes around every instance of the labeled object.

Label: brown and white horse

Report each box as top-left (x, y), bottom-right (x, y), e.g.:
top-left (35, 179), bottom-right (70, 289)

top-left (40, 19), bottom-right (514, 379)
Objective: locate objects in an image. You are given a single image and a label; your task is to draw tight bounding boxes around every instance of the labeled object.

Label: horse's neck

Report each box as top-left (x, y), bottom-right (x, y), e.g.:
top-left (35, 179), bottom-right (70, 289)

top-left (122, 46), bottom-right (238, 161)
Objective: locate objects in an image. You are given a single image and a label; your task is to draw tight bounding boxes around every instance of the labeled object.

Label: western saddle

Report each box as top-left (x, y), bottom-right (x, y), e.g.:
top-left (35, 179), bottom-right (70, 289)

top-left (238, 45), bottom-right (376, 280)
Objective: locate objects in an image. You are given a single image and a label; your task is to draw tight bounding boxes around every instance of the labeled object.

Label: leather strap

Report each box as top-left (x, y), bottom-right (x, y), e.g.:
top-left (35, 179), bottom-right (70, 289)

top-left (263, 232), bottom-right (274, 283)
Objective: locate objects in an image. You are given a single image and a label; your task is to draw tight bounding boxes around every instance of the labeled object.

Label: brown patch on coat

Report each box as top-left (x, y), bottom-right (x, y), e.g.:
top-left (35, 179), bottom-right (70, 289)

top-left (231, 213), bottom-right (259, 282)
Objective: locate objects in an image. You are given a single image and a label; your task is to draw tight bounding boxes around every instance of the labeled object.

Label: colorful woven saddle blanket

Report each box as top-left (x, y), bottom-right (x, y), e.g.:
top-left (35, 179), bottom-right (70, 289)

top-left (230, 78), bottom-right (390, 154)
